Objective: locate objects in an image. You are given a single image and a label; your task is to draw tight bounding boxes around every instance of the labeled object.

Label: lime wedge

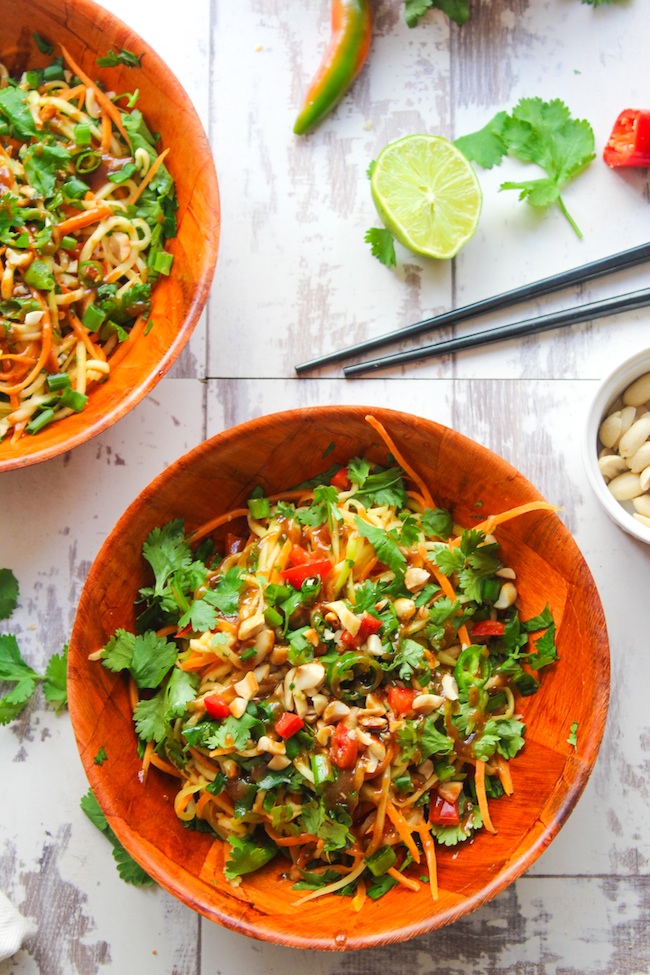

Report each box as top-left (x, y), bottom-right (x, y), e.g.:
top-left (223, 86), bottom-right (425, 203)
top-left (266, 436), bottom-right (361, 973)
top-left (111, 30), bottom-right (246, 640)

top-left (370, 135), bottom-right (482, 260)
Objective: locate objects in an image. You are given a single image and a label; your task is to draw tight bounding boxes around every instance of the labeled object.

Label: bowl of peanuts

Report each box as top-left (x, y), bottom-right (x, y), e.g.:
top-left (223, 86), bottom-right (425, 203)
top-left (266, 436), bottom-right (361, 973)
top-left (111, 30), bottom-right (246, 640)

top-left (584, 347), bottom-right (650, 543)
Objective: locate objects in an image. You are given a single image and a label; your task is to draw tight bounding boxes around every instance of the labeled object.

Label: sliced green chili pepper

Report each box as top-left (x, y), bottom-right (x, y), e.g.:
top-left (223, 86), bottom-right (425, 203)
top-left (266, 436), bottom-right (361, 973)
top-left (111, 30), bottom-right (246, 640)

top-left (293, 0), bottom-right (373, 135)
top-left (454, 644), bottom-right (491, 694)
top-left (327, 650), bottom-right (382, 702)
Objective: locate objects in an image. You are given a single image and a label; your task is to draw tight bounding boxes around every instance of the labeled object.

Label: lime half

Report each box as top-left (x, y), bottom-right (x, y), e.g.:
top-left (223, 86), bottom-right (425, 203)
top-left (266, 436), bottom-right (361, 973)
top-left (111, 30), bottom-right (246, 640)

top-left (371, 134), bottom-right (482, 260)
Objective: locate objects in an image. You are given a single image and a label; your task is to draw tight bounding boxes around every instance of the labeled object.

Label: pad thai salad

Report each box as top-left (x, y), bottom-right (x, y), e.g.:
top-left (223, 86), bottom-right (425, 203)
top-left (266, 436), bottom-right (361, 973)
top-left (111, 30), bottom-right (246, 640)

top-left (0, 42), bottom-right (176, 444)
top-left (94, 416), bottom-right (559, 906)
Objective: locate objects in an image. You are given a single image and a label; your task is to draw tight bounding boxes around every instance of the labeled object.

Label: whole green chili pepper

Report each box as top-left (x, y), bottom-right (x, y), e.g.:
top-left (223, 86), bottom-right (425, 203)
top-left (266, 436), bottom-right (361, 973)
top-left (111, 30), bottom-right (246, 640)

top-left (293, 0), bottom-right (373, 135)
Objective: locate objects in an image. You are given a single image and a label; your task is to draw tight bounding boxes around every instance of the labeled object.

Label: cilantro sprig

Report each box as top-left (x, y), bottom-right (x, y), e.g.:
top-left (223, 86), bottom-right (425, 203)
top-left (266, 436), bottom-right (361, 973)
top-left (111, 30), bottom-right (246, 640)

top-left (0, 569), bottom-right (68, 724)
top-left (81, 788), bottom-right (154, 886)
top-left (455, 98), bottom-right (595, 238)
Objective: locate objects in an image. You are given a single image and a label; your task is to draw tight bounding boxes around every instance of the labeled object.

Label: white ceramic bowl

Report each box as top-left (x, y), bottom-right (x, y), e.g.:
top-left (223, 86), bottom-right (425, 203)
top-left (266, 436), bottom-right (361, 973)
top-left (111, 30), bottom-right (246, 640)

top-left (583, 347), bottom-right (650, 544)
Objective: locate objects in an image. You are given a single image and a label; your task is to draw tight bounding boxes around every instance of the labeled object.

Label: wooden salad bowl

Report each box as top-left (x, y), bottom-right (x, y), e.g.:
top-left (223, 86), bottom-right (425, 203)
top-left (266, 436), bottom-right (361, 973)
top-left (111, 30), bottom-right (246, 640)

top-left (0, 0), bottom-right (219, 472)
top-left (67, 406), bottom-right (610, 950)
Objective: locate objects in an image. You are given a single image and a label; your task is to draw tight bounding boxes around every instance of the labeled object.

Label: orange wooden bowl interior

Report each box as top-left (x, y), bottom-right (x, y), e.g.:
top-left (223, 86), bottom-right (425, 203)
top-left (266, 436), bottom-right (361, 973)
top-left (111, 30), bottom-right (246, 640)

top-left (67, 406), bottom-right (610, 950)
top-left (0, 0), bottom-right (220, 471)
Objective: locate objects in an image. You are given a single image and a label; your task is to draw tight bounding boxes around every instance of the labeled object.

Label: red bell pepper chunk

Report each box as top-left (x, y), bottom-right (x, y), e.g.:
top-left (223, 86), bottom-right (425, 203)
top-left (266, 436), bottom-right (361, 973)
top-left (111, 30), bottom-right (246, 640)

top-left (357, 611), bottom-right (382, 641)
top-left (603, 109), bottom-right (650, 168)
top-left (429, 792), bottom-right (460, 827)
top-left (387, 685), bottom-right (417, 716)
top-left (275, 711), bottom-right (305, 739)
top-left (287, 544), bottom-right (313, 566)
top-left (330, 721), bottom-right (358, 769)
top-left (471, 620), bottom-right (506, 638)
top-left (280, 559), bottom-right (333, 588)
top-left (330, 466), bottom-right (352, 491)
top-left (204, 693), bottom-right (231, 721)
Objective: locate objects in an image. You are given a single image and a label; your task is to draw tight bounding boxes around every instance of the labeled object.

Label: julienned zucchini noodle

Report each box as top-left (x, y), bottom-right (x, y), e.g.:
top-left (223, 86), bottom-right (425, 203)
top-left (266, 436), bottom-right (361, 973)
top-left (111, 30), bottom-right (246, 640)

top-left (0, 43), bottom-right (176, 443)
top-left (94, 416), bottom-right (559, 907)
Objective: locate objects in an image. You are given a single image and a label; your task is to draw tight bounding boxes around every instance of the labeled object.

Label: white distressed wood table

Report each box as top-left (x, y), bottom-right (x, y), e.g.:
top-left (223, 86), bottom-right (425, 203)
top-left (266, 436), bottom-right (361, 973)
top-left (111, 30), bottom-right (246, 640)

top-left (2, 1), bottom-right (649, 972)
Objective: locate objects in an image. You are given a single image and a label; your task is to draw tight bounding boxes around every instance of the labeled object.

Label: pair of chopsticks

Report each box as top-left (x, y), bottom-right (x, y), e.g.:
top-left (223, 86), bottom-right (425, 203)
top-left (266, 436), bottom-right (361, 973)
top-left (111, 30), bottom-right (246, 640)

top-left (294, 241), bottom-right (650, 376)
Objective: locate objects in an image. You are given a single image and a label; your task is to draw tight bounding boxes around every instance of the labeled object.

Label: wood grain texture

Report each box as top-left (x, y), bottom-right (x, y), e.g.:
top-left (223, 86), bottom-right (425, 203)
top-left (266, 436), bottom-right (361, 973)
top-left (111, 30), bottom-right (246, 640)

top-left (67, 406), bottom-right (609, 950)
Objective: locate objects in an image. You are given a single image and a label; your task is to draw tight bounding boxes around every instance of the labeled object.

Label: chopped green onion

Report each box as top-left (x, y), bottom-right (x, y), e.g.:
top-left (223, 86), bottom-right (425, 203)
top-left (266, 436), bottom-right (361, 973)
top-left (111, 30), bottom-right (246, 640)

top-left (46, 373), bottom-right (72, 392)
top-left (365, 845), bottom-right (397, 877)
top-left (108, 162), bottom-right (138, 185)
top-left (74, 123), bottom-right (92, 146)
top-left (59, 388), bottom-right (88, 412)
top-left (42, 60), bottom-right (65, 82)
top-left (75, 150), bottom-right (102, 174)
top-left (311, 752), bottom-right (334, 787)
top-left (24, 71), bottom-right (41, 90)
top-left (24, 259), bottom-right (54, 291)
top-left (59, 235), bottom-right (77, 252)
top-left (63, 177), bottom-right (89, 200)
top-left (248, 495), bottom-right (270, 520)
top-left (393, 773), bottom-right (413, 794)
top-left (26, 408), bottom-right (56, 435)
top-left (264, 606), bottom-right (283, 628)
top-left (150, 250), bottom-right (173, 275)
top-left (82, 304), bottom-right (107, 331)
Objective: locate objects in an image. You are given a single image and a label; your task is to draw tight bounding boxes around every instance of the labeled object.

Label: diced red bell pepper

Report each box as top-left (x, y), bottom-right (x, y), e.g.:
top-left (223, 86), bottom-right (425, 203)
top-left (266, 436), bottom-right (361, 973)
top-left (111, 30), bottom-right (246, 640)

top-left (204, 693), bottom-right (231, 721)
top-left (387, 685), bottom-right (417, 716)
top-left (287, 544), bottom-right (313, 566)
top-left (280, 559), bottom-right (333, 588)
top-left (357, 611), bottom-right (382, 641)
top-left (330, 467), bottom-right (352, 490)
top-left (471, 620), bottom-right (506, 638)
top-left (275, 711), bottom-right (305, 739)
top-left (603, 109), bottom-right (650, 168)
top-left (330, 721), bottom-right (358, 768)
top-left (429, 792), bottom-right (460, 827)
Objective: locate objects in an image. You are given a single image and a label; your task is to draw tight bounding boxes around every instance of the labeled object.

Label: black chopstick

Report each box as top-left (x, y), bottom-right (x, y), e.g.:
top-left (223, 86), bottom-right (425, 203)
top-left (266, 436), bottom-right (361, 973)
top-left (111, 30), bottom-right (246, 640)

top-left (342, 287), bottom-right (650, 376)
top-left (294, 241), bottom-right (650, 374)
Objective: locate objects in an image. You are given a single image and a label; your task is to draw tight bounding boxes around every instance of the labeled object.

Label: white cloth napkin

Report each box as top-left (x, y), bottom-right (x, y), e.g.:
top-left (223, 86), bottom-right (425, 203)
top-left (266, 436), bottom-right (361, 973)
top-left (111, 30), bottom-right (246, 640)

top-left (0, 890), bottom-right (37, 962)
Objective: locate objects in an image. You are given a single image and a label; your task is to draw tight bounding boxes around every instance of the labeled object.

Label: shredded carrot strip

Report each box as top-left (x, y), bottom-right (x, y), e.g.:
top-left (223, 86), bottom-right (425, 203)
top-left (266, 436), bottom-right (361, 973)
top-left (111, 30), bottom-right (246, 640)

top-left (365, 413), bottom-right (436, 510)
top-left (267, 537), bottom-right (293, 585)
top-left (67, 307), bottom-right (104, 357)
top-left (387, 866), bottom-right (421, 892)
top-left (61, 46), bottom-right (130, 143)
top-left (451, 501), bottom-right (560, 546)
top-left (105, 313), bottom-right (149, 369)
top-left (100, 110), bottom-right (112, 154)
top-left (141, 739), bottom-right (155, 784)
top-left (351, 878), bottom-right (367, 912)
top-left (495, 755), bottom-right (514, 796)
top-left (57, 83), bottom-right (86, 102)
top-left (128, 676), bottom-right (138, 712)
top-left (178, 650), bottom-right (222, 672)
top-left (55, 203), bottom-right (113, 238)
top-left (190, 508), bottom-right (251, 543)
top-left (475, 759), bottom-right (497, 833)
top-left (128, 147), bottom-right (170, 205)
top-left (385, 801), bottom-right (421, 863)
top-left (421, 547), bottom-right (471, 646)
top-left (265, 828), bottom-right (320, 848)
top-left (417, 822), bottom-right (439, 900)
top-left (148, 752), bottom-right (183, 778)
top-left (0, 290), bottom-right (52, 395)
top-left (357, 555), bottom-right (378, 582)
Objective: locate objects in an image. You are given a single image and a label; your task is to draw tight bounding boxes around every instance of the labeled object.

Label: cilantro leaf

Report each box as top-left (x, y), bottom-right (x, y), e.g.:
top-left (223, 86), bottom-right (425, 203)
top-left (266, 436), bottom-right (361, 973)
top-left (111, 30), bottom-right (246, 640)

top-left (393, 638), bottom-right (429, 683)
top-left (142, 519), bottom-right (193, 597)
top-left (42, 646), bottom-right (68, 713)
top-left (224, 832), bottom-right (278, 880)
top-left (456, 98), bottom-right (595, 237)
top-left (365, 227), bottom-right (396, 267)
top-left (354, 517), bottom-right (406, 578)
top-left (404, 0), bottom-right (469, 27)
top-left (351, 465), bottom-right (408, 508)
top-left (526, 623), bottom-right (558, 670)
top-left (96, 48), bottom-right (143, 68)
top-left (0, 568), bottom-right (19, 619)
top-left (299, 799), bottom-right (353, 852)
top-left (420, 507), bottom-right (454, 540)
top-left (133, 667), bottom-right (197, 743)
top-left (207, 567), bottom-right (246, 616)
top-left (206, 712), bottom-right (263, 751)
top-left (568, 720), bottom-right (579, 748)
top-left (81, 788), bottom-right (154, 886)
top-left (0, 87), bottom-right (37, 139)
